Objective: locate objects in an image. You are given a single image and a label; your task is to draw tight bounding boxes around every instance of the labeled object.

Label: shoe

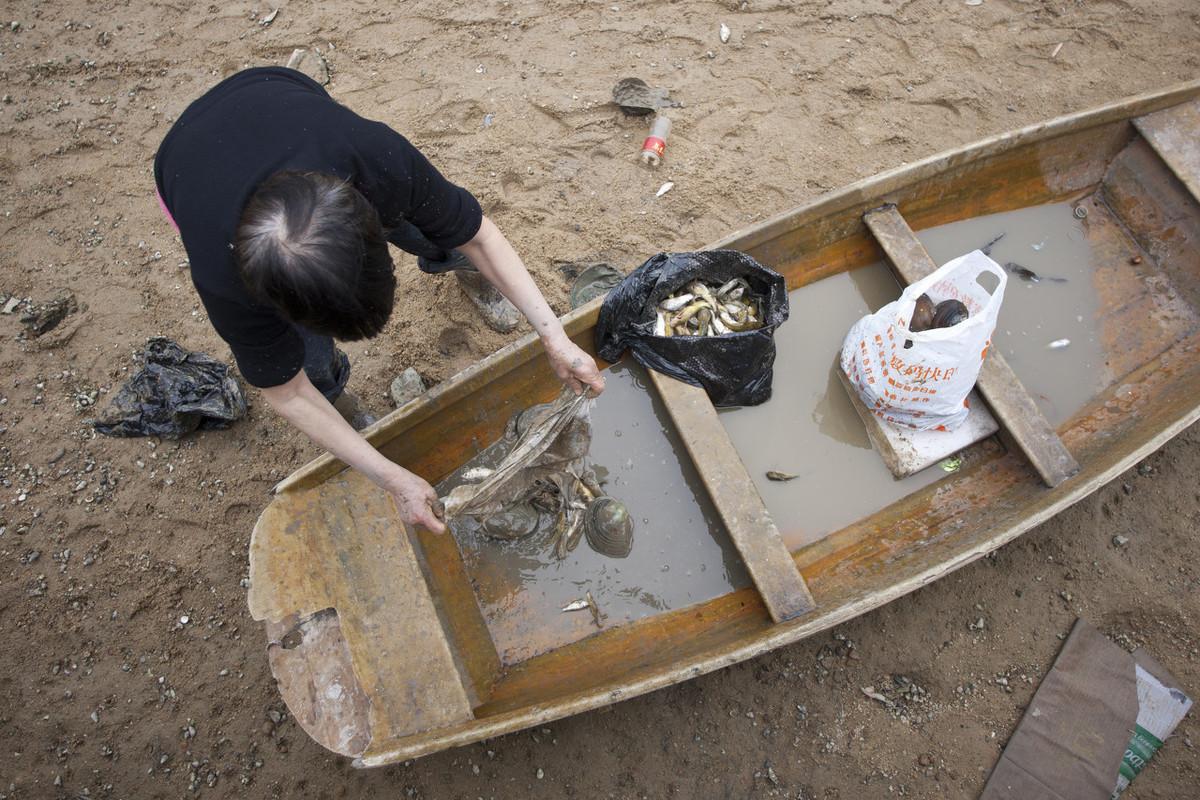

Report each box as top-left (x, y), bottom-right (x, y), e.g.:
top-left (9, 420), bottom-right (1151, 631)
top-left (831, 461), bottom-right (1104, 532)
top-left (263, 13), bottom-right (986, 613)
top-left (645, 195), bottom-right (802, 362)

top-left (453, 269), bottom-right (521, 333)
top-left (417, 249), bottom-right (474, 274)
top-left (332, 390), bottom-right (378, 432)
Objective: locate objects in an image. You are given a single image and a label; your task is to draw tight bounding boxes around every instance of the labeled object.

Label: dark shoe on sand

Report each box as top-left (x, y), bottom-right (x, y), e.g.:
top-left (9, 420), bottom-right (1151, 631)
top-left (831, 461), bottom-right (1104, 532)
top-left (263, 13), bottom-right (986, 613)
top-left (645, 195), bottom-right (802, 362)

top-left (453, 269), bottom-right (521, 333)
top-left (333, 390), bottom-right (378, 432)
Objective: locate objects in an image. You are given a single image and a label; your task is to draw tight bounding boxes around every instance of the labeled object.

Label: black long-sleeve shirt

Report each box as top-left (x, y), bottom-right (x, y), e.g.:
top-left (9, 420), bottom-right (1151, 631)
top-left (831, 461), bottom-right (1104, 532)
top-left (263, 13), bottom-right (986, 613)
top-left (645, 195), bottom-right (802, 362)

top-left (154, 67), bottom-right (483, 387)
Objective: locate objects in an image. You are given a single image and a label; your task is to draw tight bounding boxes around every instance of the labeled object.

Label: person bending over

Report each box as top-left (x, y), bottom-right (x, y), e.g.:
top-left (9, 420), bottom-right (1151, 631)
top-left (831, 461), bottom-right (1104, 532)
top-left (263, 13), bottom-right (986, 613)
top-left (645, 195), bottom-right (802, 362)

top-left (154, 67), bottom-right (604, 533)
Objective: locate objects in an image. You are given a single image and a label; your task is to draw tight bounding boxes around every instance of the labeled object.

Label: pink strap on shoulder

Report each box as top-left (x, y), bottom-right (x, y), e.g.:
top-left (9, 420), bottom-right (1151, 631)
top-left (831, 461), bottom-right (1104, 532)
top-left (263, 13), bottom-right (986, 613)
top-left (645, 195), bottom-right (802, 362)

top-left (156, 187), bottom-right (180, 233)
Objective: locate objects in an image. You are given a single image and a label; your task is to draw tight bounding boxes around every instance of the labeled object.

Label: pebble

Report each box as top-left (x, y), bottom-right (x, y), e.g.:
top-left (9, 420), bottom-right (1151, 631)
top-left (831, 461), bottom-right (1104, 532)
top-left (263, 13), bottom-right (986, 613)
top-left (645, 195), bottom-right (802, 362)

top-left (1113, 534), bottom-right (1129, 547)
top-left (390, 368), bottom-right (427, 407)
top-left (536, 768), bottom-right (544, 780)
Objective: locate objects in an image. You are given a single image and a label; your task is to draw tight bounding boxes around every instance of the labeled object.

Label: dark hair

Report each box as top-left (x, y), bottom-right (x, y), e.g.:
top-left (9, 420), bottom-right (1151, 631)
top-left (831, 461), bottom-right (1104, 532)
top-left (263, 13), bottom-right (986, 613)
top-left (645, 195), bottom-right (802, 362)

top-left (234, 171), bottom-right (396, 340)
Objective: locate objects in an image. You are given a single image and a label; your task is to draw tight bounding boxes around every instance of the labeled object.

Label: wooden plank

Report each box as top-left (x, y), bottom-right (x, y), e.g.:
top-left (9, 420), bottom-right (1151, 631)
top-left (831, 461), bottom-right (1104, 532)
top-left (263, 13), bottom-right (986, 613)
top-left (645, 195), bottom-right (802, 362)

top-left (1134, 99), bottom-right (1200, 203)
top-left (836, 366), bottom-right (999, 478)
top-left (248, 472), bottom-right (478, 753)
top-left (863, 205), bottom-right (1080, 487)
top-left (644, 370), bottom-right (816, 623)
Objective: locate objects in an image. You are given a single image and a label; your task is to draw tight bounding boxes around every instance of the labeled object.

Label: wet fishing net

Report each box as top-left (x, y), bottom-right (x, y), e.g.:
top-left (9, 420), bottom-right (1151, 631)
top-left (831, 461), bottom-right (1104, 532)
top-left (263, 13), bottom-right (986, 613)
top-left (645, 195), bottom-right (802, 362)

top-left (440, 389), bottom-right (593, 520)
top-left (93, 337), bottom-right (247, 438)
top-left (594, 250), bottom-right (789, 407)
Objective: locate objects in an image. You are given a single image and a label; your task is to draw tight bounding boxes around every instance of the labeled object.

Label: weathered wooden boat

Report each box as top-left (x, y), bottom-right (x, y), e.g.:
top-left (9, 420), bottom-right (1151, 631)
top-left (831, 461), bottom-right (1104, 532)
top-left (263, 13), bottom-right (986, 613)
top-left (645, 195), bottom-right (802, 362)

top-left (248, 81), bottom-right (1200, 765)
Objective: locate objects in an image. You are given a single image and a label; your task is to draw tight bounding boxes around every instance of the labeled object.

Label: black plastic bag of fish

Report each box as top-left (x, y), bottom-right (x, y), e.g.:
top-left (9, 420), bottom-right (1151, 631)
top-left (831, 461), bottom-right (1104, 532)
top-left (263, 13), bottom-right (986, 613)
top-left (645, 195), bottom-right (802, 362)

top-left (595, 250), bottom-right (789, 407)
top-left (93, 337), bottom-right (247, 438)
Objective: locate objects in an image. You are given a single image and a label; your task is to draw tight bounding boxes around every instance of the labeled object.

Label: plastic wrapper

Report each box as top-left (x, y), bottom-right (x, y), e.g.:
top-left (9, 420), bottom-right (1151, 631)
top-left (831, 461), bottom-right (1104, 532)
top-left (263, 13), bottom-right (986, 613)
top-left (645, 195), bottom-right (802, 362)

top-left (594, 250), bottom-right (789, 407)
top-left (93, 337), bottom-right (247, 438)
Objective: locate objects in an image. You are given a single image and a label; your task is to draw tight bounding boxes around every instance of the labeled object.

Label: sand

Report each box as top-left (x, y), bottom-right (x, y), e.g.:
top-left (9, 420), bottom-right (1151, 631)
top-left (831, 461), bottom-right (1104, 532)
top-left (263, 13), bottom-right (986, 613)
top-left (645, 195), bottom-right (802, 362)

top-left (1, 0), bottom-right (1198, 797)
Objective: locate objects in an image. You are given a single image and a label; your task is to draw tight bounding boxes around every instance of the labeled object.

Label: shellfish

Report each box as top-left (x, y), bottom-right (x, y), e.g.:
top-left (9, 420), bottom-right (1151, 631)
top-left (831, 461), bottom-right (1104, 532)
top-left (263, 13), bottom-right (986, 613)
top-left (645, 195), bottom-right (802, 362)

top-left (931, 299), bottom-right (969, 328)
top-left (584, 497), bottom-right (634, 558)
top-left (480, 502), bottom-right (541, 540)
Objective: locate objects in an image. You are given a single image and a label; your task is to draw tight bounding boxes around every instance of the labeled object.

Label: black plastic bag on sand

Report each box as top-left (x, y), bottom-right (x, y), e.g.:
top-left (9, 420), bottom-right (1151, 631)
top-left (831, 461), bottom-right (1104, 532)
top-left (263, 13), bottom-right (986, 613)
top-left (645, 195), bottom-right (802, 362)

top-left (94, 337), bottom-right (247, 438)
top-left (595, 250), bottom-right (789, 407)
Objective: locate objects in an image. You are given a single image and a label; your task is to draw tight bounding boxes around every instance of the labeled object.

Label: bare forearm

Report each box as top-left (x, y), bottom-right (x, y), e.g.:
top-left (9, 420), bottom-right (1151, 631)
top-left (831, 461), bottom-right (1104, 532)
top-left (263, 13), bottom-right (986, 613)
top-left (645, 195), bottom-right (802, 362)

top-left (261, 372), bottom-right (400, 488)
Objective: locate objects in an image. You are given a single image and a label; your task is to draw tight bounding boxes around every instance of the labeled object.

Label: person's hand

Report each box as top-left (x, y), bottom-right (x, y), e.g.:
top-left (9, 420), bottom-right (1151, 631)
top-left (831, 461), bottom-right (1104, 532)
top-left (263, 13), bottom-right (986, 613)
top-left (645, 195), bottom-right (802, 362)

top-left (385, 468), bottom-right (447, 534)
top-left (544, 335), bottom-right (605, 396)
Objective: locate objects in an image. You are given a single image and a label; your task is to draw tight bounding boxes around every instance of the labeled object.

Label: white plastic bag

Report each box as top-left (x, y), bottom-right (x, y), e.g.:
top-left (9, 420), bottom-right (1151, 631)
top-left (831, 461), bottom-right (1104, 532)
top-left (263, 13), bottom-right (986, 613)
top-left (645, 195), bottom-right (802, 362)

top-left (839, 250), bottom-right (1007, 431)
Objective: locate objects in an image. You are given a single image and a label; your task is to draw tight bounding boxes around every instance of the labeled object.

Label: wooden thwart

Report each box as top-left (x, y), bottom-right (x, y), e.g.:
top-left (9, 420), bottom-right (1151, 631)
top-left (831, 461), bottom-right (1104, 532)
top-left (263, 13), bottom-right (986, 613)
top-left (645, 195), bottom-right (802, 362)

top-left (645, 370), bottom-right (816, 622)
top-left (1134, 99), bottom-right (1200, 204)
top-left (863, 205), bottom-right (1080, 488)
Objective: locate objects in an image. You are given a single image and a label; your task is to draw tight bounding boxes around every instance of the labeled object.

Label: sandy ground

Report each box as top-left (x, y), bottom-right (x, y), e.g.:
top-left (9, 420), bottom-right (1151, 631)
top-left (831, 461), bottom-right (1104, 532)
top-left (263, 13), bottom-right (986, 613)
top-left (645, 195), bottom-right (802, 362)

top-left (1, 0), bottom-right (1199, 797)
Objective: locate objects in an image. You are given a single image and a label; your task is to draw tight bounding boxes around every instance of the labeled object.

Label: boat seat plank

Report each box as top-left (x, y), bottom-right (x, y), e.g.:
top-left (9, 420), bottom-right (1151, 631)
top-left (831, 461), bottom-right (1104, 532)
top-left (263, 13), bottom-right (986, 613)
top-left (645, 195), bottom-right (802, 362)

top-left (862, 205), bottom-right (1080, 488)
top-left (836, 364), bottom-right (999, 479)
top-left (644, 370), bottom-right (816, 623)
top-left (248, 473), bottom-right (477, 752)
top-left (1134, 99), bottom-right (1200, 204)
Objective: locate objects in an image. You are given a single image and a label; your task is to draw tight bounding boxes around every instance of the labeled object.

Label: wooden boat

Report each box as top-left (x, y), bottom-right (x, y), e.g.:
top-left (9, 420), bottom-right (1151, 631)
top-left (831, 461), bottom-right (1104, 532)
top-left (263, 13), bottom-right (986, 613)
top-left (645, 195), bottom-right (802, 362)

top-left (248, 81), bottom-right (1200, 765)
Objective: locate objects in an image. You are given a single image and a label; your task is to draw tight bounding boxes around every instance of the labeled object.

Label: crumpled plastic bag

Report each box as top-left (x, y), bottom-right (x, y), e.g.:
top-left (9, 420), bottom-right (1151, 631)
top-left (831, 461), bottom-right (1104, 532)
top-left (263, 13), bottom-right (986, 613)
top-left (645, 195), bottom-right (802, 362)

top-left (93, 337), bottom-right (247, 438)
top-left (594, 250), bottom-right (789, 407)
top-left (440, 388), bottom-right (592, 519)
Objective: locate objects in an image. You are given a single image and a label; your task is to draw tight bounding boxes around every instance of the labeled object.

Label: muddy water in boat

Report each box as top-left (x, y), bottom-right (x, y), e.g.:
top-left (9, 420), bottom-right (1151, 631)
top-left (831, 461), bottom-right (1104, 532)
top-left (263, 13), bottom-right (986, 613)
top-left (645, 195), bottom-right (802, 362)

top-left (438, 360), bottom-right (748, 665)
top-left (719, 264), bottom-right (946, 551)
top-left (917, 202), bottom-right (1105, 428)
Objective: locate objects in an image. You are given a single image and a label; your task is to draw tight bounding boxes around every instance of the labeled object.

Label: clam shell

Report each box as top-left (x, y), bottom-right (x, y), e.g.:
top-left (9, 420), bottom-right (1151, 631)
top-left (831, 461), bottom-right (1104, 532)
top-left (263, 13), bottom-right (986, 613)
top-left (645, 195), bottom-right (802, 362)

top-left (931, 299), bottom-right (969, 328)
top-left (584, 497), bottom-right (634, 558)
top-left (568, 263), bottom-right (624, 309)
top-left (910, 293), bottom-right (935, 332)
top-left (612, 77), bottom-right (671, 116)
top-left (480, 503), bottom-right (541, 540)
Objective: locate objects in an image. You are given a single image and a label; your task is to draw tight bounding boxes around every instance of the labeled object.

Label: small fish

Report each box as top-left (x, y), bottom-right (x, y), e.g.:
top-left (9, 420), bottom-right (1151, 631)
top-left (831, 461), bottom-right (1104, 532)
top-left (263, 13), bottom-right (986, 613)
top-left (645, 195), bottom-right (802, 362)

top-left (766, 470), bottom-right (799, 482)
top-left (1047, 338), bottom-right (1071, 350)
top-left (561, 598), bottom-right (591, 612)
top-left (461, 466), bottom-right (494, 481)
top-left (980, 233), bottom-right (1005, 256)
top-left (585, 590), bottom-right (603, 628)
top-left (1005, 262), bottom-right (1067, 284)
top-left (659, 293), bottom-right (694, 311)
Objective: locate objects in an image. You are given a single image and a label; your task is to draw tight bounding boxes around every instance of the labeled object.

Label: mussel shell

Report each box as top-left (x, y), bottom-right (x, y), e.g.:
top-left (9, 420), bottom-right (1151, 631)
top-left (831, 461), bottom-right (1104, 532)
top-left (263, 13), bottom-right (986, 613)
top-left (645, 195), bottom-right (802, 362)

top-left (931, 299), bottom-right (969, 329)
top-left (910, 294), bottom-right (935, 332)
top-left (512, 403), bottom-right (553, 438)
top-left (611, 77), bottom-right (665, 116)
top-left (568, 263), bottom-right (624, 309)
top-left (584, 497), bottom-right (634, 558)
top-left (480, 503), bottom-right (541, 540)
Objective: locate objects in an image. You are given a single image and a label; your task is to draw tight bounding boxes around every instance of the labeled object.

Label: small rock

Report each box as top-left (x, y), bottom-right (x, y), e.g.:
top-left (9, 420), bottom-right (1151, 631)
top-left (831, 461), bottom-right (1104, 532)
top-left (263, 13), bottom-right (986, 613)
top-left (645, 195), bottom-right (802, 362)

top-left (1113, 535), bottom-right (1129, 547)
top-left (918, 753), bottom-right (933, 767)
top-left (389, 368), bottom-right (426, 407)
top-left (1137, 462), bottom-right (1153, 476)
top-left (536, 768), bottom-right (544, 780)
top-left (1, 296), bottom-right (21, 314)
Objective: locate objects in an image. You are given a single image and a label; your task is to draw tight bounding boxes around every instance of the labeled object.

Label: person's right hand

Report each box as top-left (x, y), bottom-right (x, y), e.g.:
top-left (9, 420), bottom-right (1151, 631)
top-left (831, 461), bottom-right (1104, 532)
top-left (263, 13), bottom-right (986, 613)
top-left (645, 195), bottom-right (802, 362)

top-left (385, 468), bottom-right (447, 534)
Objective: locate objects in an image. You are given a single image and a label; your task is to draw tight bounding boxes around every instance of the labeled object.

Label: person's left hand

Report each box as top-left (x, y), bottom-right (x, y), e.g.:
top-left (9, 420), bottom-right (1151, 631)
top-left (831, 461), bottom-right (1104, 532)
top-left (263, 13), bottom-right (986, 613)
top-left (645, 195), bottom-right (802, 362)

top-left (544, 335), bottom-right (605, 396)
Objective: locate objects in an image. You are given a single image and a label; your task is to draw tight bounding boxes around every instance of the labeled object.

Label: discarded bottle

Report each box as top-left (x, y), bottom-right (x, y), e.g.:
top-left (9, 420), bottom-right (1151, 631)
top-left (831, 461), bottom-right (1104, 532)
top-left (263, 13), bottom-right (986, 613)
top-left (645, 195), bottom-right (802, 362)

top-left (640, 114), bottom-right (672, 166)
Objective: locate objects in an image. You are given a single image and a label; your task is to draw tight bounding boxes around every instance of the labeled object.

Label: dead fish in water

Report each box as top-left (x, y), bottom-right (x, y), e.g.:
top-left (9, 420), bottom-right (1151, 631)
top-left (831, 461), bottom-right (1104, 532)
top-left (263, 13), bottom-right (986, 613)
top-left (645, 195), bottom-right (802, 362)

top-left (561, 592), bottom-right (603, 627)
top-left (981, 233), bottom-right (1006, 256)
top-left (766, 470), bottom-right (799, 482)
top-left (1004, 262), bottom-right (1067, 284)
top-left (585, 590), bottom-right (603, 628)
